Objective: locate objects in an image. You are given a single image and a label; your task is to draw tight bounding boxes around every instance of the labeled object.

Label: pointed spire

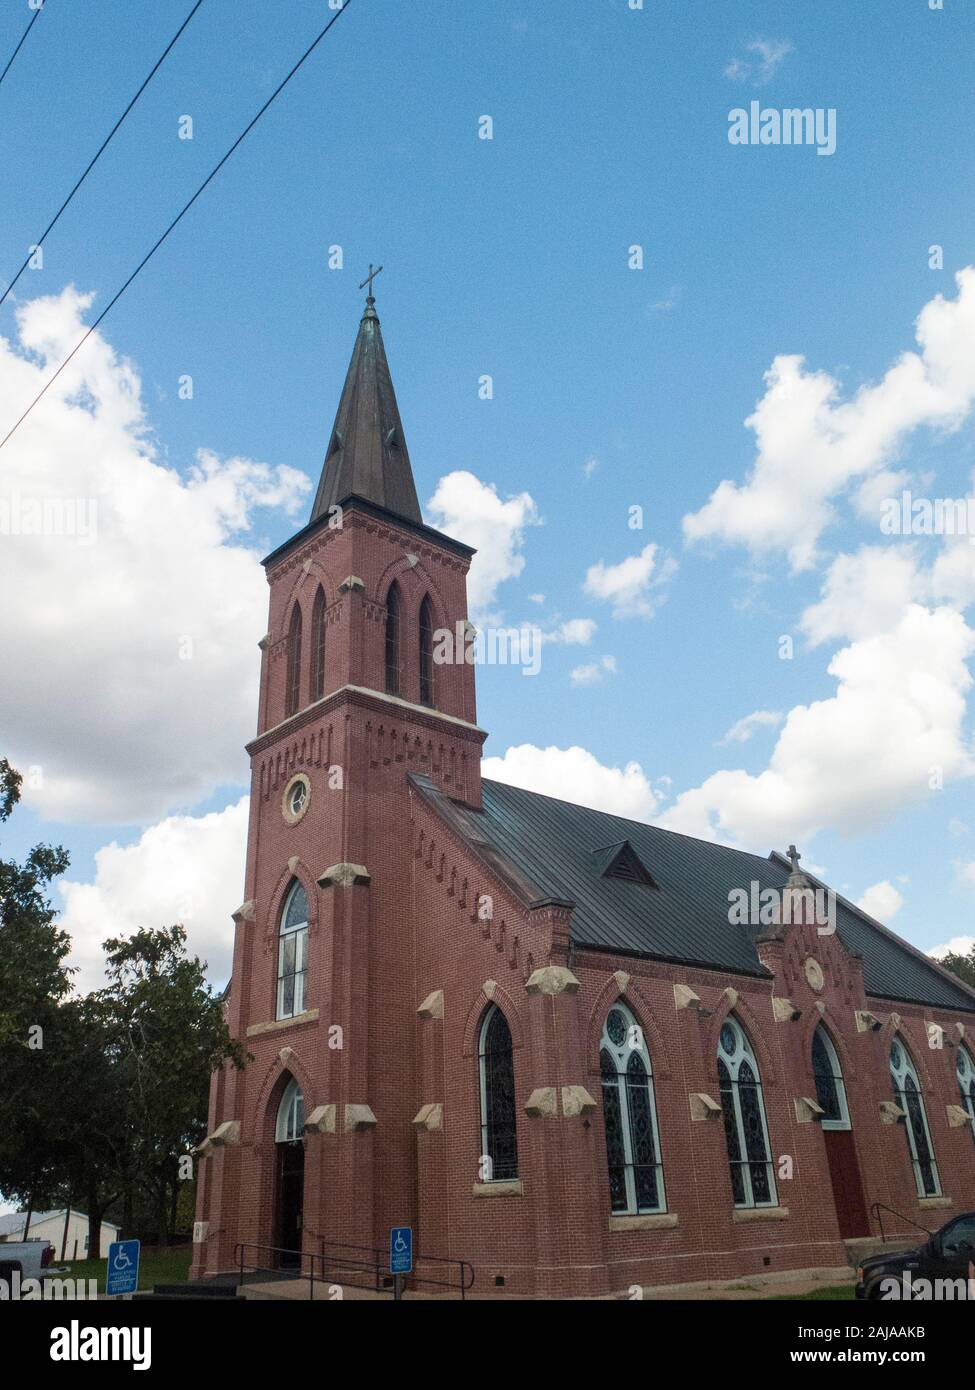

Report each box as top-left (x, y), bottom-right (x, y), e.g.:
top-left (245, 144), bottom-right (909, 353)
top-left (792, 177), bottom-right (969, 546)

top-left (310, 275), bottom-right (422, 526)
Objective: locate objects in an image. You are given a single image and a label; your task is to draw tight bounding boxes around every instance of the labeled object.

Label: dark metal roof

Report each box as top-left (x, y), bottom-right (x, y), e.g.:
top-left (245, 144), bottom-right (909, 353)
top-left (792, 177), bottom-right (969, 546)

top-left (310, 298), bottom-right (422, 526)
top-left (418, 776), bottom-right (975, 1014)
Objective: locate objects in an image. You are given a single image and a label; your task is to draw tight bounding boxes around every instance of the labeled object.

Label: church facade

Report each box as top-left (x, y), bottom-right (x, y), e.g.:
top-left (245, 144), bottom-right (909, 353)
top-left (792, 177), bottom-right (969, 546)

top-left (191, 291), bottom-right (975, 1298)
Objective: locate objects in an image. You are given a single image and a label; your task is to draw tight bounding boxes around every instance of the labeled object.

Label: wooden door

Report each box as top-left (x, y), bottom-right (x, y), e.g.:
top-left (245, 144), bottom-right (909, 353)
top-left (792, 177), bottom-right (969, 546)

top-left (824, 1128), bottom-right (869, 1238)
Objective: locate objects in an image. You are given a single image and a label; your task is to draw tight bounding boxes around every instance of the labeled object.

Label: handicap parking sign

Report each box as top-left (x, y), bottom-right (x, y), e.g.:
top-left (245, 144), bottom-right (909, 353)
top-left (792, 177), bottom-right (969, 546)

top-left (389, 1226), bottom-right (412, 1275)
top-left (106, 1239), bottom-right (140, 1297)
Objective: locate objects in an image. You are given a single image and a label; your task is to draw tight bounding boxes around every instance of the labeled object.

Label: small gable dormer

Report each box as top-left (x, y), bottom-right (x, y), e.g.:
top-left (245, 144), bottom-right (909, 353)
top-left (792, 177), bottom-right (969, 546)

top-left (592, 840), bottom-right (659, 888)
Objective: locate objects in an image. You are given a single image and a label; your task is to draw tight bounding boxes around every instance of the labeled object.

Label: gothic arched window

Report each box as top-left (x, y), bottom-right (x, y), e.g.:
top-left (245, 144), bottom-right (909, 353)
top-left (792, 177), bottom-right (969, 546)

top-left (890, 1037), bottom-right (941, 1197)
top-left (310, 585), bottom-right (327, 702)
top-left (285, 602), bottom-right (302, 718)
top-left (717, 1016), bottom-right (776, 1208)
top-left (419, 594), bottom-right (434, 707)
top-left (812, 1024), bottom-right (850, 1130)
top-left (275, 1077), bottom-right (304, 1142)
top-left (276, 879), bottom-right (309, 1021)
top-left (478, 1004), bottom-right (518, 1182)
top-left (956, 1045), bottom-right (975, 1145)
top-left (599, 1003), bottom-right (665, 1214)
top-left (384, 581), bottom-right (401, 696)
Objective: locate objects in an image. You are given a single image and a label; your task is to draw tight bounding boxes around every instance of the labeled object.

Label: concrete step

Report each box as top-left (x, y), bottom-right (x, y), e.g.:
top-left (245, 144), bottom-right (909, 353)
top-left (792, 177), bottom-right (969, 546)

top-left (844, 1236), bottom-right (921, 1265)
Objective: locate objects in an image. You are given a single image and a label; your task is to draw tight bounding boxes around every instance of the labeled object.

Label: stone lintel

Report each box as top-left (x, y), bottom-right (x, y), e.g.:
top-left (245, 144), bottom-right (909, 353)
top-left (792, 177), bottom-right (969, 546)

top-left (732, 1206), bottom-right (790, 1223)
top-left (525, 965), bottom-right (580, 996)
top-left (609, 1213), bottom-right (678, 1233)
top-left (417, 989), bottom-right (444, 1020)
top-left (318, 863), bottom-right (371, 888)
top-left (919, 1196), bottom-right (953, 1210)
top-left (471, 1180), bottom-right (523, 1198)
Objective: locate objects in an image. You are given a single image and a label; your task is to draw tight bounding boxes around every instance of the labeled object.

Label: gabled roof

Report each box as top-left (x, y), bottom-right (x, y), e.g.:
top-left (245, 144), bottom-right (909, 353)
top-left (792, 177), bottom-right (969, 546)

top-left (309, 294), bottom-right (422, 526)
top-left (412, 775), bottom-right (975, 1014)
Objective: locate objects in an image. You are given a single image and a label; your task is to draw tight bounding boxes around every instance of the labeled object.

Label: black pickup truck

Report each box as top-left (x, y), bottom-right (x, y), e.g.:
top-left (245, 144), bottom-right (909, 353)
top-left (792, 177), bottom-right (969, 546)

top-left (856, 1211), bottom-right (975, 1299)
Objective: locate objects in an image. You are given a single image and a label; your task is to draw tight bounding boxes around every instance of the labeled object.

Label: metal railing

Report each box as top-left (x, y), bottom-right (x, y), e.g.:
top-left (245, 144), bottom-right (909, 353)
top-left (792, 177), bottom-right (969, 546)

top-left (235, 1240), bottom-right (475, 1300)
top-left (870, 1202), bottom-right (932, 1245)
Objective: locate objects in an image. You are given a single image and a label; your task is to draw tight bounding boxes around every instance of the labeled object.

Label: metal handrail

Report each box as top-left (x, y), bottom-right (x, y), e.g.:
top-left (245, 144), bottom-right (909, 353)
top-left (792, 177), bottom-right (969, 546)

top-left (870, 1201), bottom-right (932, 1244)
top-left (236, 1239), bottom-right (475, 1300)
top-left (410, 1251), bottom-right (476, 1300)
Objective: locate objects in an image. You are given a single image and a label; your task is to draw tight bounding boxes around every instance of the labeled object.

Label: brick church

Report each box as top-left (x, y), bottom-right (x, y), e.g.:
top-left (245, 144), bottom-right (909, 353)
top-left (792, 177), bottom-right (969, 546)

top-left (191, 287), bottom-right (975, 1297)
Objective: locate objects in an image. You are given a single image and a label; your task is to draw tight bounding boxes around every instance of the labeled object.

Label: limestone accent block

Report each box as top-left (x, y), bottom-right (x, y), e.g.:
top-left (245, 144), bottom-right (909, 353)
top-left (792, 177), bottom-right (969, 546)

top-left (481, 979), bottom-right (498, 1000)
top-left (344, 1104), bottom-right (377, 1132)
top-left (856, 1010), bottom-right (883, 1033)
top-left (318, 863), bottom-right (371, 888)
top-left (195, 1138), bottom-right (215, 1158)
top-left (919, 1196), bottom-right (953, 1210)
top-left (772, 996), bottom-right (801, 1023)
top-left (258, 634), bottom-right (271, 651)
top-left (287, 855), bottom-right (300, 874)
top-left (674, 983), bottom-right (702, 1011)
top-left (561, 1085), bottom-right (597, 1118)
top-left (880, 1100), bottom-right (906, 1125)
top-left (211, 1120), bottom-right (240, 1147)
top-left (609, 1213), bottom-right (678, 1233)
top-left (689, 1092), bottom-right (722, 1121)
top-left (946, 1104), bottom-right (971, 1129)
top-left (246, 1009), bottom-right (319, 1037)
top-left (233, 900), bottom-right (256, 923)
top-left (793, 1096), bottom-right (825, 1124)
top-left (279, 1046), bottom-right (294, 1066)
top-left (733, 1206), bottom-right (790, 1223)
top-left (305, 1104), bottom-right (336, 1135)
top-left (405, 553), bottom-right (419, 568)
top-left (417, 990), bottom-right (444, 1020)
top-left (412, 1103), bottom-right (444, 1131)
top-left (193, 1221), bottom-right (209, 1244)
top-left (338, 575), bottom-right (365, 593)
top-left (889, 1012), bottom-right (902, 1030)
top-left (955, 1022), bottom-right (967, 1041)
top-left (613, 970), bottom-right (631, 994)
top-left (471, 1180), bottom-right (523, 1198)
top-left (525, 965), bottom-right (580, 996)
top-left (524, 1087), bottom-right (558, 1118)
top-left (723, 987), bottom-right (738, 1007)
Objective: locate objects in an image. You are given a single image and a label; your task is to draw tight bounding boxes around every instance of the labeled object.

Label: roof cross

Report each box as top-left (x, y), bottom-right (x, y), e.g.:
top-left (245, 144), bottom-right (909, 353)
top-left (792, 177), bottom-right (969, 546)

top-left (786, 843), bottom-right (801, 875)
top-left (359, 262), bottom-right (383, 302)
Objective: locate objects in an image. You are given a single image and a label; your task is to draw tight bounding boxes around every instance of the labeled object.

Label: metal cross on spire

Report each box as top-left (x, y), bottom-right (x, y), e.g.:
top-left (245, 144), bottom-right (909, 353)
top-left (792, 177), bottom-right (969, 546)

top-left (359, 262), bottom-right (383, 302)
top-left (786, 844), bottom-right (801, 875)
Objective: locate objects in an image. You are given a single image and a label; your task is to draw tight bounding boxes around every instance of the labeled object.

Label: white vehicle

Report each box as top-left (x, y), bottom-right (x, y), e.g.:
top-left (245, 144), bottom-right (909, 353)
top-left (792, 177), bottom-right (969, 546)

top-left (0, 1239), bottom-right (59, 1291)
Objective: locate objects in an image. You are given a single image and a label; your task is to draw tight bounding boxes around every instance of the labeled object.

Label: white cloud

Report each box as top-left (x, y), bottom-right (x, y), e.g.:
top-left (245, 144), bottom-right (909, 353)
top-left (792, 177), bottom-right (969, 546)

top-left (482, 743), bottom-right (659, 820)
top-left (958, 862), bottom-right (975, 890)
top-left (725, 39), bottom-right (794, 86)
top-left (801, 547), bottom-right (923, 646)
top-left (931, 934), bottom-right (975, 959)
top-left (426, 470), bottom-right (539, 622)
top-left (683, 269), bottom-right (975, 572)
top-left (855, 879), bottom-right (903, 922)
top-left (583, 455), bottom-right (600, 479)
top-left (583, 543), bottom-right (674, 618)
top-left (570, 655), bottom-right (617, 686)
top-left (719, 710), bottom-right (783, 745)
top-left (0, 288), bottom-right (309, 824)
top-left (545, 618), bottom-right (596, 645)
top-left (58, 797), bottom-right (248, 992)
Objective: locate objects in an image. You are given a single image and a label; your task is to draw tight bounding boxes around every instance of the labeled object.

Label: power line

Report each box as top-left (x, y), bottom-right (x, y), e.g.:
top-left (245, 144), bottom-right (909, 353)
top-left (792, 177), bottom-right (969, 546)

top-left (0, 0), bottom-right (207, 309)
top-left (0, 0), bottom-right (357, 453)
top-left (0, 1), bottom-right (44, 91)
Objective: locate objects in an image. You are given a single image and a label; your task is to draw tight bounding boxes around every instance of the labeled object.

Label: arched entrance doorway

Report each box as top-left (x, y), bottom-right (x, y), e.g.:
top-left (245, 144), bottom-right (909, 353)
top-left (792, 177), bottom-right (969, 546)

top-left (812, 1025), bottom-right (869, 1238)
top-left (274, 1078), bottom-right (305, 1268)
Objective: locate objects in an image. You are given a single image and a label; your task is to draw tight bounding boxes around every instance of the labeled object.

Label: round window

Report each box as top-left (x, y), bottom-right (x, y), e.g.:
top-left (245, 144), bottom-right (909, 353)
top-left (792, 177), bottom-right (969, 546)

top-left (281, 774), bottom-right (311, 825)
top-left (606, 1009), bottom-right (627, 1046)
top-left (289, 781), bottom-right (306, 816)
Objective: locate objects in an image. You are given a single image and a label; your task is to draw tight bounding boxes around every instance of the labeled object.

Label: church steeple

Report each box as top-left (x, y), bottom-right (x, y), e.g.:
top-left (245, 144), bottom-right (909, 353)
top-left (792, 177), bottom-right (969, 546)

top-left (310, 273), bottom-right (423, 526)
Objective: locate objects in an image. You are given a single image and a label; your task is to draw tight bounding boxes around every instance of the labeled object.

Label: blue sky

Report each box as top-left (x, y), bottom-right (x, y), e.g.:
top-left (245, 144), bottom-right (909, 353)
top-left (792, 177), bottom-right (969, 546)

top-left (2, 0), bottom-right (974, 986)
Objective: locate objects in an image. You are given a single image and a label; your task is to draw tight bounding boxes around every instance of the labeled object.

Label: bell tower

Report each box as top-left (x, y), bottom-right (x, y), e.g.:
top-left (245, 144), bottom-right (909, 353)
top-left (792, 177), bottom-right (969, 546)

top-left (192, 283), bottom-right (486, 1277)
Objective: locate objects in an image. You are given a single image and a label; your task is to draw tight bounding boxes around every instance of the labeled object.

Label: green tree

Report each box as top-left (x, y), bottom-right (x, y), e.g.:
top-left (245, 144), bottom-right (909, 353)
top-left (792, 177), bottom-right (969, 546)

top-left (940, 944), bottom-right (975, 992)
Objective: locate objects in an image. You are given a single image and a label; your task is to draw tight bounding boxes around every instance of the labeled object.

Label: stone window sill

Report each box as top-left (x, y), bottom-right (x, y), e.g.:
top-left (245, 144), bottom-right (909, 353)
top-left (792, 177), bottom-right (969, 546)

top-left (246, 1008), bottom-right (319, 1037)
top-left (472, 1180), bottom-right (524, 1198)
top-left (609, 1213), bottom-right (678, 1233)
top-left (733, 1205), bottom-right (790, 1223)
top-left (919, 1196), bottom-right (952, 1209)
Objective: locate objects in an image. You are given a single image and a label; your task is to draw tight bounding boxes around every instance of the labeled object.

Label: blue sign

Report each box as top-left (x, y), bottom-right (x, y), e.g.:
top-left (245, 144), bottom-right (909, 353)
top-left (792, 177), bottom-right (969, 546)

top-left (106, 1239), bottom-right (140, 1297)
top-left (389, 1225), bottom-right (412, 1275)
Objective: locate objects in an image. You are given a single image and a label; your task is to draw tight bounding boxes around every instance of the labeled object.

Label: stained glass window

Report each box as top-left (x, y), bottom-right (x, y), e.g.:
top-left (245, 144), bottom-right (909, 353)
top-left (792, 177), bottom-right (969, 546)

top-left (717, 1016), bottom-right (776, 1209)
top-left (419, 595), bottom-right (434, 706)
top-left (277, 879), bottom-right (309, 1020)
top-left (812, 1024), bottom-right (849, 1128)
top-left (385, 582), bottom-right (401, 696)
top-left (310, 585), bottom-right (327, 702)
top-left (276, 1077), bottom-right (304, 1143)
top-left (890, 1037), bottom-right (941, 1198)
top-left (285, 603), bottom-right (302, 718)
top-left (599, 1004), bottom-right (665, 1214)
top-left (957, 1047), bottom-right (975, 1145)
top-left (478, 1005), bottom-right (518, 1182)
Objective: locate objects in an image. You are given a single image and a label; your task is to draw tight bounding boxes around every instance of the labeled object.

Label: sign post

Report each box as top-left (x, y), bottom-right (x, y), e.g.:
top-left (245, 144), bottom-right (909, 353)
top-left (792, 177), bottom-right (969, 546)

top-left (106, 1239), bottom-right (140, 1300)
top-left (389, 1225), bottom-right (412, 1302)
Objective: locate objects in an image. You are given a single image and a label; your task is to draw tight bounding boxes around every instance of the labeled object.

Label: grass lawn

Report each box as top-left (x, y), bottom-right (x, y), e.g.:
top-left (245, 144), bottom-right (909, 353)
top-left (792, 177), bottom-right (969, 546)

top-left (61, 1247), bottom-right (192, 1293)
top-left (773, 1284), bottom-right (856, 1301)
